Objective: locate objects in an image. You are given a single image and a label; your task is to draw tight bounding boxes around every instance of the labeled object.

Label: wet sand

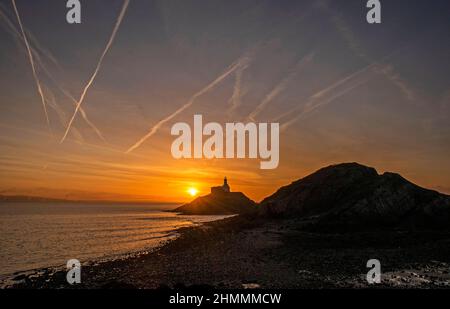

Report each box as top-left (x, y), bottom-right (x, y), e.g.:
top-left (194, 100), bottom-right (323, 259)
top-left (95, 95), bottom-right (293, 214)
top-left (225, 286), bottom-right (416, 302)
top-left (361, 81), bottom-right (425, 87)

top-left (5, 215), bottom-right (450, 289)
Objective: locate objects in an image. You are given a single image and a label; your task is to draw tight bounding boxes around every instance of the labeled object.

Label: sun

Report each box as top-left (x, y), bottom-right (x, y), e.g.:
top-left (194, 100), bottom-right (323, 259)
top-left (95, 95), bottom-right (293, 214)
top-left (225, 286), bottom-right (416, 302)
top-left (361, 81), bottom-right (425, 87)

top-left (187, 187), bottom-right (199, 197)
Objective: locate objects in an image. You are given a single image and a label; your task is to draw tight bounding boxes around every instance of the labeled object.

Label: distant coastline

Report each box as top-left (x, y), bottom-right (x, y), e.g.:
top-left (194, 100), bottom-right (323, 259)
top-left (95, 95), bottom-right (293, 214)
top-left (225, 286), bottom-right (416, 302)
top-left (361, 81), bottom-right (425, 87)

top-left (0, 194), bottom-right (183, 205)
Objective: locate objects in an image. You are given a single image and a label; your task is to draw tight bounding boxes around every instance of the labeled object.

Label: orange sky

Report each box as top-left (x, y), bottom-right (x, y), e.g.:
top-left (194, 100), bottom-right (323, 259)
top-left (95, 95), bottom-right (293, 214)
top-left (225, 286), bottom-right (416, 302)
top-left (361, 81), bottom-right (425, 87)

top-left (0, 1), bottom-right (449, 203)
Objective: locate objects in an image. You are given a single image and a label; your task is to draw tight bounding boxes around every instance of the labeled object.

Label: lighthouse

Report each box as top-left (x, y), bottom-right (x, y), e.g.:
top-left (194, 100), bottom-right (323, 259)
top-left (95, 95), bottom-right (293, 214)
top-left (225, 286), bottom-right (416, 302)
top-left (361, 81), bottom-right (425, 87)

top-left (210, 177), bottom-right (231, 194)
top-left (222, 177), bottom-right (230, 193)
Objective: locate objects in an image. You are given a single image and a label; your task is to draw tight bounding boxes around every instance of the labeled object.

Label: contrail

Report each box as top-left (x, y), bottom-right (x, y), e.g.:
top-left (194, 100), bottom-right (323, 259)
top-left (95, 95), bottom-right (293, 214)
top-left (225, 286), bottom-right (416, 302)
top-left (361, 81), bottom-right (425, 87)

top-left (0, 6), bottom-right (106, 143)
top-left (280, 77), bottom-right (370, 132)
top-left (320, 0), bottom-right (416, 102)
top-left (36, 52), bottom-right (107, 142)
top-left (1, 1), bottom-right (61, 69)
top-left (61, 88), bottom-right (107, 142)
top-left (126, 57), bottom-right (249, 153)
top-left (61, 0), bottom-right (130, 144)
top-left (46, 92), bottom-right (85, 144)
top-left (277, 49), bottom-right (402, 131)
top-left (11, 0), bottom-right (51, 132)
top-left (41, 62), bottom-right (107, 142)
top-left (248, 52), bottom-right (314, 122)
top-left (274, 59), bottom-right (383, 124)
top-left (227, 56), bottom-right (251, 116)
top-left (373, 64), bottom-right (415, 101)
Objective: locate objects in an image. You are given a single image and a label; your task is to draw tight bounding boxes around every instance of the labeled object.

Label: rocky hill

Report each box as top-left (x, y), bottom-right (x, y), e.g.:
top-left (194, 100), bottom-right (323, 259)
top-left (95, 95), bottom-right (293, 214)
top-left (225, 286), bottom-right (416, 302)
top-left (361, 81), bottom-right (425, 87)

top-left (173, 191), bottom-right (256, 215)
top-left (259, 163), bottom-right (450, 230)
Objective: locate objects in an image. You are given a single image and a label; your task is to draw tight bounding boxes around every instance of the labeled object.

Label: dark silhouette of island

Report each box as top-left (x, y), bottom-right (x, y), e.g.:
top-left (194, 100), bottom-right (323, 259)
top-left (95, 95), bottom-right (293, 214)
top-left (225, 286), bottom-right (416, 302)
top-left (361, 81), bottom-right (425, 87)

top-left (174, 163), bottom-right (450, 230)
top-left (259, 162), bottom-right (450, 230)
top-left (173, 177), bottom-right (256, 215)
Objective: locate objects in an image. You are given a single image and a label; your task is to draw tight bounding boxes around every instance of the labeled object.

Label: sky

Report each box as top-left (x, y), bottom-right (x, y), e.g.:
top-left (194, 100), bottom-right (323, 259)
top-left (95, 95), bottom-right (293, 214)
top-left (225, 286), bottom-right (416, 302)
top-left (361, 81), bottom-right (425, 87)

top-left (0, 0), bottom-right (449, 203)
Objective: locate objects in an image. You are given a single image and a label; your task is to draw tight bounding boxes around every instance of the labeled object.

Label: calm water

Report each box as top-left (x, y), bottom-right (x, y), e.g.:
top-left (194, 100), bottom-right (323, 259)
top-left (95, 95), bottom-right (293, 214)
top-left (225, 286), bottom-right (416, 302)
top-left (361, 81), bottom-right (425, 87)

top-left (0, 202), bottom-right (230, 278)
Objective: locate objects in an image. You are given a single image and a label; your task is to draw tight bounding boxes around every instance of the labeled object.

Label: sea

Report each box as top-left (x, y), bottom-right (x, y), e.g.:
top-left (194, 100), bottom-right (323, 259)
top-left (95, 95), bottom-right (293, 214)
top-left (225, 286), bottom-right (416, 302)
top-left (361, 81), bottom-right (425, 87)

top-left (0, 202), bottom-right (231, 279)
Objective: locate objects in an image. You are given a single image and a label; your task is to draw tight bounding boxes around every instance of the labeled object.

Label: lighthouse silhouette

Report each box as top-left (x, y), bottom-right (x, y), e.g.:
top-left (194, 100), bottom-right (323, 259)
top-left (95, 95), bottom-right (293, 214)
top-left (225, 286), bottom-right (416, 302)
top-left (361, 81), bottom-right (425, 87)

top-left (210, 177), bottom-right (230, 194)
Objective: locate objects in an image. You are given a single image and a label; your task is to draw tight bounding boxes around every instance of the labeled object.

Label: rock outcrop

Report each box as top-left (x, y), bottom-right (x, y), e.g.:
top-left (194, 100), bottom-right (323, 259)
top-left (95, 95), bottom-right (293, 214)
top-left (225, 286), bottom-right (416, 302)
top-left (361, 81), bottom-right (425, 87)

top-left (259, 163), bottom-right (450, 230)
top-left (173, 191), bottom-right (256, 215)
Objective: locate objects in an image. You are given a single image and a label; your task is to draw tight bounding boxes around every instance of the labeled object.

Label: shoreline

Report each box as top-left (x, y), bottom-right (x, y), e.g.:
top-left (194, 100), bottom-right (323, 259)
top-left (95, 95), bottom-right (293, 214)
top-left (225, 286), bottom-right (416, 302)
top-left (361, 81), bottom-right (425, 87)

top-left (0, 231), bottom-right (178, 289)
top-left (5, 215), bottom-right (450, 289)
top-left (0, 212), bottom-right (229, 288)
top-left (2, 215), bottom-right (259, 288)
top-left (0, 208), bottom-right (234, 287)
top-left (0, 233), bottom-right (178, 288)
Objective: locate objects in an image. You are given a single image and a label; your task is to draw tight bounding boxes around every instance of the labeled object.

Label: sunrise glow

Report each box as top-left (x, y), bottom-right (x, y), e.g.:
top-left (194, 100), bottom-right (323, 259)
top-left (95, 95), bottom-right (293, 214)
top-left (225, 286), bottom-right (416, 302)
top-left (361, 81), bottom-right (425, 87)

top-left (187, 187), bottom-right (199, 197)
